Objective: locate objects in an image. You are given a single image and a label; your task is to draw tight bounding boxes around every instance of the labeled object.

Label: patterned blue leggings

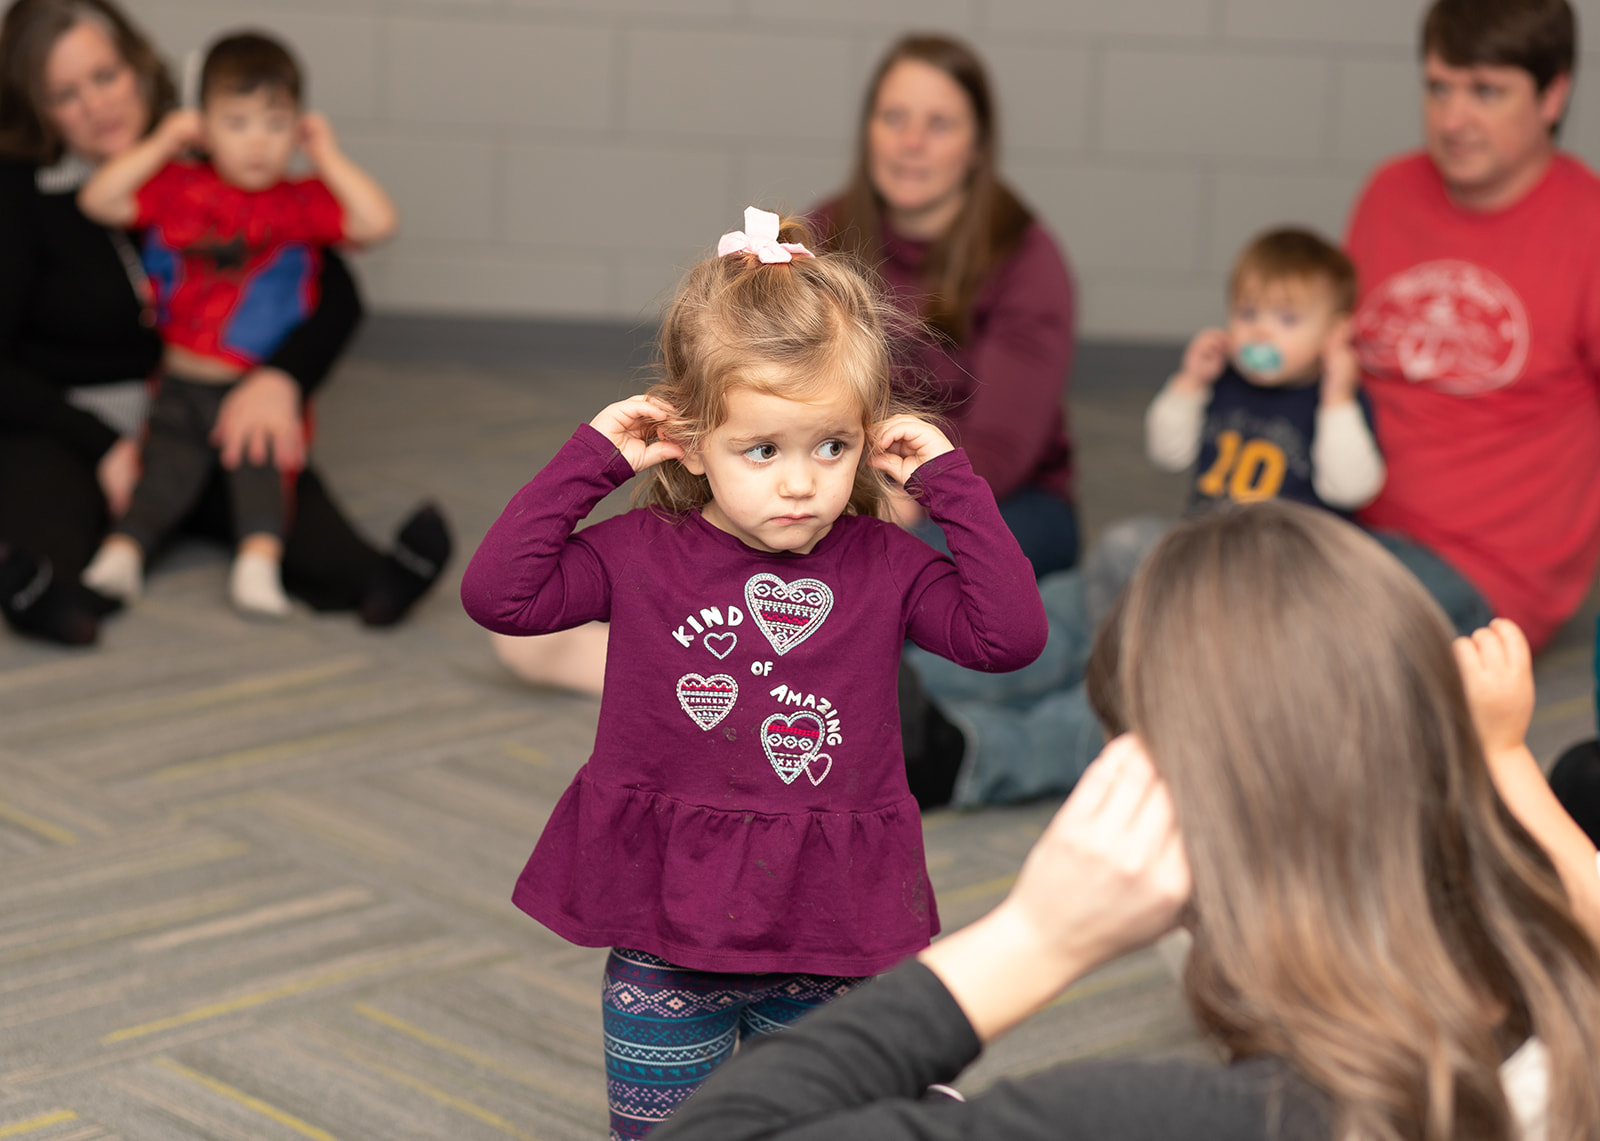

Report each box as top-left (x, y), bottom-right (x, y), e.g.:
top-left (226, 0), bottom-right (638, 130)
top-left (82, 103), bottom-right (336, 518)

top-left (602, 948), bottom-right (865, 1139)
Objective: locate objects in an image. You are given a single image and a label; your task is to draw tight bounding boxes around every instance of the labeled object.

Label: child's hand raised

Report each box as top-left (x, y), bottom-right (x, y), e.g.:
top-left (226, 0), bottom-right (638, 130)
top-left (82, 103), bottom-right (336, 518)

top-left (871, 415), bottom-right (953, 487)
top-left (1320, 326), bottom-right (1361, 408)
top-left (591, 396), bottom-right (684, 473)
top-left (156, 108), bottom-right (204, 154)
top-left (299, 112), bottom-right (340, 165)
top-left (1454, 618), bottom-right (1535, 757)
top-left (1173, 328), bottom-right (1229, 393)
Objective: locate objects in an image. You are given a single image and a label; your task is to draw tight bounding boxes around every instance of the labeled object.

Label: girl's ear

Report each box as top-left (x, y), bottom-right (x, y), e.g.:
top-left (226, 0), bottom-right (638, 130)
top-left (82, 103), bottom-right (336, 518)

top-left (680, 446), bottom-right (706, 476)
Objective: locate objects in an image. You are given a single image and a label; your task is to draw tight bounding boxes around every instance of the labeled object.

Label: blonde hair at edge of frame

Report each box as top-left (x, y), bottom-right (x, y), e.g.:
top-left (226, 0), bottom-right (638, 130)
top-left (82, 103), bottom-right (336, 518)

top-left (1086, 501), bottom-right (1600, 1141)
top-left (635, 215), bottom-right (918, 521)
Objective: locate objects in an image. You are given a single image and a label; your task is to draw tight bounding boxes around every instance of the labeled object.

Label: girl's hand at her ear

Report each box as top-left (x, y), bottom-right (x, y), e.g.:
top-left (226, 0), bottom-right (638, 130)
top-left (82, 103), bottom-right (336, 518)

top-left (871, 415), bottom-right (954, 486)
top-left (1454, 618), bottom-right (1535, 757)
top-left (591, 396), bottom-right (684, 473)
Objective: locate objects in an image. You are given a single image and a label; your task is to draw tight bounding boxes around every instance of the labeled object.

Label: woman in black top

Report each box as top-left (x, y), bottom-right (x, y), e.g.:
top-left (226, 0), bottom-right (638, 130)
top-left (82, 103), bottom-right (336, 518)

top-left (654, 504), bottom-right (1600, 1141)
top-left (0, 0), bottom-right (449, 643)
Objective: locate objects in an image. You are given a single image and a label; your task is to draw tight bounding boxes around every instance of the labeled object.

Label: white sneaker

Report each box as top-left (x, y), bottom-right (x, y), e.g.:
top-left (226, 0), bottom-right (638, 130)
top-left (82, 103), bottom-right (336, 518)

top-left (229, 552), bottom-right (291, 619)
top-left (82, 540), bottom-right (143, 600)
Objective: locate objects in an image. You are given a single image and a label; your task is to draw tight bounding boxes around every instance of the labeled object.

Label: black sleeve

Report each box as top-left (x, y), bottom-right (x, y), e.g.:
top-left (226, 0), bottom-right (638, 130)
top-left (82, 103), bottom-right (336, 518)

top-left (652, 960), bottom-right (1327, 1141)
top-left (262, 246), bottom-right (363, 399)
top-left (0, 166), bottom-right (119, 460)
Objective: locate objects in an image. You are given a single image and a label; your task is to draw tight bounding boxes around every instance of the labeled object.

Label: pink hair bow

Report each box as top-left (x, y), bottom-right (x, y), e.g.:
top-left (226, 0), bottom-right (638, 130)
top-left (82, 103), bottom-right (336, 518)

top-left (717, 206), bottom-right (814, 263)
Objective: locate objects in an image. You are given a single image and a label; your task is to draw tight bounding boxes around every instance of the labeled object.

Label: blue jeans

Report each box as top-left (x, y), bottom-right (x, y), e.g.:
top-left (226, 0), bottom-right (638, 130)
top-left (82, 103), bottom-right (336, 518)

top-left (907, 570), bottom-right (1103, 807)
top-left (913, 485), bottom-right (1079, 580)
top-left (905, 525), bottom-right (1496, 810)
top-left (1367, 531), bottom-right (1493, 637)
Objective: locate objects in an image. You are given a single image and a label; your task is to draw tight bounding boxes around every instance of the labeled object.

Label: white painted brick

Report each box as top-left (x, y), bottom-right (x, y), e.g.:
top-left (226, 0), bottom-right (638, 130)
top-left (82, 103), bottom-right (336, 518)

top-left (387, 19), bottom-right (613, 130)
top-left (345, 243), bottom-right (387, 302)
top-left (735, 144), bottom-right (851, 220)
top-left (338, 133), bottom-right (497, 244)
top-left (1101, 50), bottom-right (1330, 160)
top-left (1009, 162), bottom-right (1203, 275)
top-left (1209, 171), bottom-right (1364, 275)
top-left (1560, 56), bottom-right (1600, 168)
top-left (986, 0), bottom-right (1212, 39)
top-left (976, 41), bottom-right (1092, 155)
top-left (372, 251), bottom-right (613, 317)
top-left (749, 0), bottom-right (973, 28)
top-left (505, 143), bottom-right (733, 252)
top-left (621, 260), bottom-right (696, 319)
top-left (391, 0), bottom-right (497, 9)
top-left (1335, 58), bottom-right (1424, 166)
top-left (1080, 281), bottom-right (1219, 341)
top-left (509, 0), bottom-right (734, 13)
top-left (1577, 0), bottom-right (1600, 55)
top-left (138, 5), bottom-right (380, 119)
top-left (1221, 0), bottom-right (1425, 47)
top-left (623, 29), bottom-right (856, 140)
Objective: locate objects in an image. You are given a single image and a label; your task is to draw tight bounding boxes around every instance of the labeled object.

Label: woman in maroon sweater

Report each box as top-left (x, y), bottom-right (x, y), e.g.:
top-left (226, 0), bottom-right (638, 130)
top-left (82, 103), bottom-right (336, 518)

top-left (814, 33), bottom-right (1078, 579)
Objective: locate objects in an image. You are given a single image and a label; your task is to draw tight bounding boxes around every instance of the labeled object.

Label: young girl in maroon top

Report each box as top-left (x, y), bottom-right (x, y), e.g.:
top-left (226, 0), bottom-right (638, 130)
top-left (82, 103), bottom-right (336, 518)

top-left (462, 208), bottom-right (1046, 1140)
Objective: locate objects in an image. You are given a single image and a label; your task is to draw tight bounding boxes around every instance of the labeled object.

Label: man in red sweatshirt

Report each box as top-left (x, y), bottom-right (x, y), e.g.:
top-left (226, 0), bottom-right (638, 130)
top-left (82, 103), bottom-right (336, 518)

top-left (1348, 0), bottom-right (1600, 652)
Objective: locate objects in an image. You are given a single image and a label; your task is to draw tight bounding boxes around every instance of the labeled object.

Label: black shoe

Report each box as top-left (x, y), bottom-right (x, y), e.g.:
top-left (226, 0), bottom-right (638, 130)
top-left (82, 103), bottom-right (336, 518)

top-left (0, 549), bottom-right (98, 646)
top-left (360, 503), bottom-right (452, 627)
top-left (1549, 739), bottom-right (1600, 848)
top-left (900, 661), bottom-right (967, 811)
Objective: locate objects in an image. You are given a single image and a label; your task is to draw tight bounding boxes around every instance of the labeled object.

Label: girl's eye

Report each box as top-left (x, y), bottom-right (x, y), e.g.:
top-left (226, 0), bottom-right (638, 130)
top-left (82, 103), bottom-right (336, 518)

top-left (94, 66), bottom-right (121, 87)
top-left (1277, 312), bottom-right (1300, 327)
top-left (744, 443), bottom-right (777, 462)
top-left (1235, 307), bottom-right (1257, 321)
top-left (817, 439), bottom-right (847, 460)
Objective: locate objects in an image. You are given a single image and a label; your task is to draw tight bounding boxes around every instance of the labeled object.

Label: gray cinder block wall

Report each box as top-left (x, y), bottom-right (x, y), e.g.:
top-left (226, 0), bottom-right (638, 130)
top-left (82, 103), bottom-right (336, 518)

top-left (136, 0), bottom-right (1600, 340)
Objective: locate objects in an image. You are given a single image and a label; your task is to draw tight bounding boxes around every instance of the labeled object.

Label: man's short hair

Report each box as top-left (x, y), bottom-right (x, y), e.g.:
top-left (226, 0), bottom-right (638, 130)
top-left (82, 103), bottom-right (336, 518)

top-left (201, 31), bottom-right (301, 106)
top-left (1422, 0), bottom-right (1575, 92)
top-left (1229, 228), bottom-right (1358, 316)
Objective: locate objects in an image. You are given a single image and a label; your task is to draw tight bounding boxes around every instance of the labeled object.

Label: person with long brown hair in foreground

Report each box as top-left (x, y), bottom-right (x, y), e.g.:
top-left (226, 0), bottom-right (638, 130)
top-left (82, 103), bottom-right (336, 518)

top-left (652, 501), bottom-right (1600, 1141)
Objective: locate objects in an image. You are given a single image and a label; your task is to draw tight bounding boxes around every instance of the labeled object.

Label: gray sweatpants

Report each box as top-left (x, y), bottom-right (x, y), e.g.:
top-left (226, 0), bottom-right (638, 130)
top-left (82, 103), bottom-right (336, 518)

top-left (116, 374), bottom-right (284, 553)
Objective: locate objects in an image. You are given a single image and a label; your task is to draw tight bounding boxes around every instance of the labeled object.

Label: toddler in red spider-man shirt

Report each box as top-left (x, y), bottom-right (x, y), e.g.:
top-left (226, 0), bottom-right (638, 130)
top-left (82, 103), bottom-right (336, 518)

top-left (77, 29), bottom-right (396, 617)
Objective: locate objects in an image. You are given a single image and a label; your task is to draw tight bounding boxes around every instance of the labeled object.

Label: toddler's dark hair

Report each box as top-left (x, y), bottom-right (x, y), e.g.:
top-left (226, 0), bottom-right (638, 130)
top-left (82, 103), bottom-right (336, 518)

top-left (201, 30), bottom-right (301, 106)
top-left (1229, 227), bottom-right (1358, 316)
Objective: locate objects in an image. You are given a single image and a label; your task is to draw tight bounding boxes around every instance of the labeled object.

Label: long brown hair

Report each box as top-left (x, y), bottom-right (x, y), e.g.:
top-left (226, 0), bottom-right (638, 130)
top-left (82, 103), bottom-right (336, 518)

top-left (1089, 502), bottom-right (1600, 1141)
top-left (635, 214), bottom-right (915, 521)
top-left (0, 0), bottom-right (174, 164)
top-left (825, 33), bottom-right (1032, 344)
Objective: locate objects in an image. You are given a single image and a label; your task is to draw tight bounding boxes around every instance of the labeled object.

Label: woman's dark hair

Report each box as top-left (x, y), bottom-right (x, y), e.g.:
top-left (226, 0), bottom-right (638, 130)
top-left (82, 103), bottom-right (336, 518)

top-left (0, 0), bottom-right (174, 164)
top-left (824, 33), bottom-right (1032, 345)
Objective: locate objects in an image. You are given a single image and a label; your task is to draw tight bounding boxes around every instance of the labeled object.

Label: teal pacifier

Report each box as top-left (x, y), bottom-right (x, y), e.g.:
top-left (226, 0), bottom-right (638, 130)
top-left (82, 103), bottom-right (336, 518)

top-left (1237, 342), bottom-right (1282, 376)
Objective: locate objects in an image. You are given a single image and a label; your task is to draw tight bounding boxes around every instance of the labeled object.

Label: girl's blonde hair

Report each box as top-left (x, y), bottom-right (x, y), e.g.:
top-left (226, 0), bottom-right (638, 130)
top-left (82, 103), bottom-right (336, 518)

top-left (1087, 501), bottom-right (1600, 1141)
top-left (636, 215), bottom-right (914, 520)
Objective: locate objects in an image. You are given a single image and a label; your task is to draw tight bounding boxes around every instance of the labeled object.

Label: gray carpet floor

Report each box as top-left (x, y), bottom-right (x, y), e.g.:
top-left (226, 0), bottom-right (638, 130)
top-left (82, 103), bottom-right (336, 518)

top-left (0, 329), bottom-right (1592, 1140)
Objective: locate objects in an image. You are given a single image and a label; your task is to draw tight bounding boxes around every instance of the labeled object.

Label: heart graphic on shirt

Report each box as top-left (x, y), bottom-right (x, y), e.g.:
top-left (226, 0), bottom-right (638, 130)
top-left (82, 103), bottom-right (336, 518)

top-left (703, 632), bottom-right (737, 660)
top-left (677, 673), bottom-right (738, 731)
top-left (744, 574), bottom-right (833, 656)
top-left (761, 710), bottom-right (830, 785)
